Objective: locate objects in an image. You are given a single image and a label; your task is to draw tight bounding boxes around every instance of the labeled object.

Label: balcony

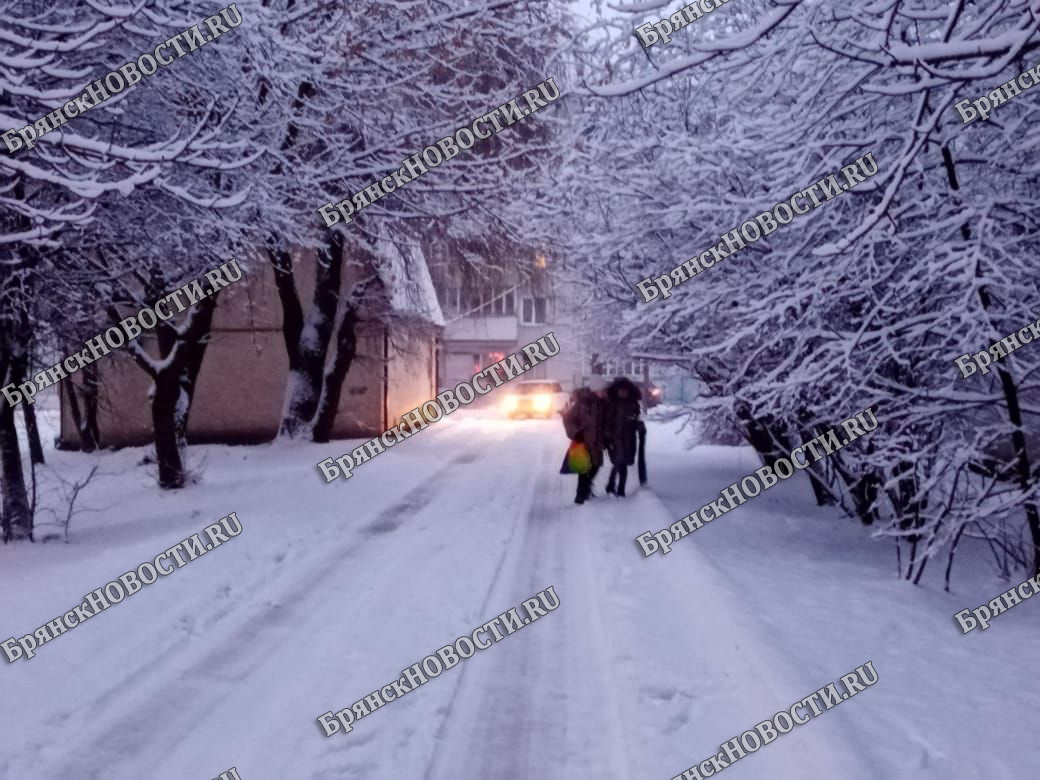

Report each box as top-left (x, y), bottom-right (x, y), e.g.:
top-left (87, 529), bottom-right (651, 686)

top-left (443, 315), bottom-right (518, 342)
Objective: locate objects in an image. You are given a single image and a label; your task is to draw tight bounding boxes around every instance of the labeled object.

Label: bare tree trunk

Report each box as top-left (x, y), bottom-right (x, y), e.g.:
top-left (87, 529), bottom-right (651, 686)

top-left (773, 417), bottom-right (840, 509)
top-left (0, 176), bottom-right (35, 537)
top-left (0, 402), bottom-right (32, 542)
top-left (798, 428), bottom-right (834, 506)
top-left (66, 365), bottom-right (101, 452)
top-left (82, 361), bottom-right (101, 450)
top-left (270, 248), bottom-right (304, 361)
top-left (944, 525), bottom-right (967, 593)
top-left (0, 347), bottom-right (32, 543)
top-left (312, 304), bottom-right (361, 443)
top-left (67, 381), bottom-right (93, 452)
top-left (21, 400), bottom-right (44, 465)
top-left (273, 233), bottom-right (345, 438)
top-left (742, 414), bottom-right (778, 466)
top-left (904, 537), bottom-right (919, 581)
top-left (7, 344), bottom-right (44, 464)
top-left (742, 411), bottom-right (835, 508)
top-left (82, 361), bottom-right (101, 449)
top-left (892, 458), bottom-right (926, 540)
top-left (177, 310), bottom-right (215, 450)
top-left (115, 292), bottom-right (218, 490)
top-left (153, 298), bottom-right (217, 489)
top-left (66, 380), bottom-right (85, 448)
top-left (152, 369), bottom-right (185, 489)
top-left (912, 551), bottom-right (930, 585)
top-left (789, 408), bottom-right (835, 506)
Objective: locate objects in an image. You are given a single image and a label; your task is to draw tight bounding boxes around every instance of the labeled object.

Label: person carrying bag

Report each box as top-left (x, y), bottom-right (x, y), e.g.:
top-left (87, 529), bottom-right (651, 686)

top-left (560, 382), bottom-right (606, 504)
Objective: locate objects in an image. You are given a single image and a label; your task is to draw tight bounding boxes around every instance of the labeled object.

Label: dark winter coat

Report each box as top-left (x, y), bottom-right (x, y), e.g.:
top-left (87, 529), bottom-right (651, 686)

top-left (604, 377), bottom-right (642, 466)
top-left (563, 388), bottom-right (605, 468)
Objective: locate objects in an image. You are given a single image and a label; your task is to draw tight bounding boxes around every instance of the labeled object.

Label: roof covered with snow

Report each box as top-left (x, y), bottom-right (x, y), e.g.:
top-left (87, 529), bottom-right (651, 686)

top-left (375, 238), bottom-right (445, 329)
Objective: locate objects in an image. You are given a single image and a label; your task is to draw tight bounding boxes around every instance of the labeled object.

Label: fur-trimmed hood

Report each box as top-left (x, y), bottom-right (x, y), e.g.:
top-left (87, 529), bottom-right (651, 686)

top-left (606, 376), bottom-right (642, 402)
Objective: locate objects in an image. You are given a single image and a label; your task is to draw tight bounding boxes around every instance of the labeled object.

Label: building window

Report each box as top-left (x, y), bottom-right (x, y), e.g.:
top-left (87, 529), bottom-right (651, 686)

top-left (468, 287), bottom-right (518, 316)
top-left (488, 288), bottom-right (514, 316)
top-left (521, 297), bottom-right (547, 324)
top-left (599, 358), bottom-right (645, 376)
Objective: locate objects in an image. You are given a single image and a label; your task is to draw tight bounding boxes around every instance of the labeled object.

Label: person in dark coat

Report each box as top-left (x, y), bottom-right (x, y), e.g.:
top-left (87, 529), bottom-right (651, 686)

top-left (562, 384), bottom-right (605, 504)
top-left (603, 377), bottom-right (643, 497)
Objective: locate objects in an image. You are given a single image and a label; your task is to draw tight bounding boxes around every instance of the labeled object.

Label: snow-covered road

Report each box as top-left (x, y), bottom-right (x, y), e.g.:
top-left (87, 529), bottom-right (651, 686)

top-left (1, 412), bottom-right (1037, 779)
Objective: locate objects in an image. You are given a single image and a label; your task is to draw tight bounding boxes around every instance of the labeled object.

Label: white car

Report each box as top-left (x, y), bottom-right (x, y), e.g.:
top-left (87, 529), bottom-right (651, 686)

top-left (502, 379), bottom-right (568, 419)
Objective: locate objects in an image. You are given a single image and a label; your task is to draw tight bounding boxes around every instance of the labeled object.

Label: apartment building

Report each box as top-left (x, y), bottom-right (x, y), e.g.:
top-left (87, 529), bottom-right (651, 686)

top-left (431, 250), bottom-right (586, 395)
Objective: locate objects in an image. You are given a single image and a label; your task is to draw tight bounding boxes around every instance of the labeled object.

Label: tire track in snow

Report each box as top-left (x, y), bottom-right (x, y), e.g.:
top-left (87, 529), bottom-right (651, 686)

top-left (10, 420), bottom-right (486, 763)
top-left (422, 463), bottom-right (634, 780)
top-left (417, 432), bottom-right (550, 780)
top-left (35, 439), bottom-right (510, 780)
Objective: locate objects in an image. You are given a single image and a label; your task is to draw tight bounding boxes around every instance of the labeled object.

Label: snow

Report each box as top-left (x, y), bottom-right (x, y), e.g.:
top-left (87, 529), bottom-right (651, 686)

top-left (3, 4), bottom-right (1038, 777)
top-left (583, 5), bottom-right (799, 98)
top-left (377, 238), bottom-right (446, 328)
top-left (605, 0), bottom-right (672, 13)
top-left (1, 409), bottom-right (1036, 779)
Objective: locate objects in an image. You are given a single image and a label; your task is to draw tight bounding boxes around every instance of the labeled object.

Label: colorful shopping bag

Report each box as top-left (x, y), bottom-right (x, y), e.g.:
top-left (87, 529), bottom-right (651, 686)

top-left (559, 440), bottom-right (592, 475)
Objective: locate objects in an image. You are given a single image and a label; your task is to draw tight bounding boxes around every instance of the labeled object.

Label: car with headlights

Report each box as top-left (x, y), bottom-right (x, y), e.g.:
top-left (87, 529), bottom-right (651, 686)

top-left (502, 379), bottom-right (567, 419)
top-left (643, 381), bottom-right (663, 409)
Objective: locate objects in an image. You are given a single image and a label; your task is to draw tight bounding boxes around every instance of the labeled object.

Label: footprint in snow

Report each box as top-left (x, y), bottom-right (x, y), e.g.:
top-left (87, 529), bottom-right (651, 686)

top-left (664, 710), bottom-right (690, 735)
top-left (642, 686), bottom-right (677, 702)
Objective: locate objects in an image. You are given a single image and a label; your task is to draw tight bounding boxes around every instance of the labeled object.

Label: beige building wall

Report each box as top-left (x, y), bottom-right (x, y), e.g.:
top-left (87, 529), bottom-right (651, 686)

top-left (60, 347), bottom-right (155, 449)
top-left (60, 249), bottom-right (438, 448)
top-left (386, 329), bottom-right (438, 429)
top-left (329, 329), bottom-right (387, 437)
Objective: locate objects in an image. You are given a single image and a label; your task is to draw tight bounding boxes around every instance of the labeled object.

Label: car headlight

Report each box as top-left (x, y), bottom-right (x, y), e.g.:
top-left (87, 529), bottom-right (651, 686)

top-left (503, 396), bottom-right (518, 411)
top-left (533, 394), bottom-right (551, 411)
